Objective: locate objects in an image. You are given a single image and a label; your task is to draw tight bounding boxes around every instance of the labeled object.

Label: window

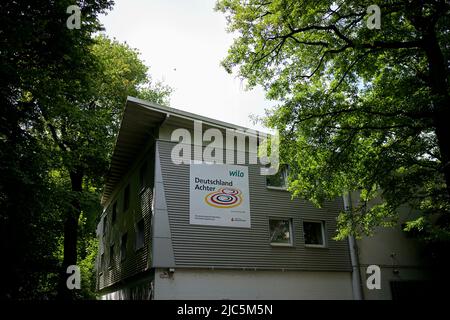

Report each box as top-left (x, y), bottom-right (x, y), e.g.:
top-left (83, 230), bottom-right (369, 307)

top-left (102, 215), bottom-right (107, 235)
top-left (135, 219), bottom-right (145, 250)
top-left (100, 253), bottom-right (104, 273)
top-left (109, 244), bottom-right (114, 268)
top-left (111, 202), bottom-right (117, 224)
top-left (266, 164), bottom-right (289, 189)
top-left (139, 162), bottom-right (148, 191)
top-left (120, 233), bottom-right (128, 261)
top-left (303, 221), bottom-right (326, 247)
top-left (123, 184), bottom-right (130, 212)
top-left (269, 218), bottom-right (293, 246)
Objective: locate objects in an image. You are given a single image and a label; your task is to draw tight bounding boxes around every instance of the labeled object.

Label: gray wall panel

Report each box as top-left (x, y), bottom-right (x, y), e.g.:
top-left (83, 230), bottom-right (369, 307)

top-left (157, 140), bottom-right (351, 271)
top-left (97, 143), bottom-right (155, 291)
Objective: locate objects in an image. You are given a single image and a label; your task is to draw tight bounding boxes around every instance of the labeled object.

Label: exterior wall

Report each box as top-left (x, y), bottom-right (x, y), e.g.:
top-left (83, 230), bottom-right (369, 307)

top-left (153, 268), bottom-right (353, 300)
top-left (155, 139), bottom-right (352, 271)
top-left (349, 192), bottom-right (432, 299)
top-left (357, 224), bottom-right (431, 300)
top-left (100, 273), bottom-right (154, 300)
top-left (97, 142), bottom-right (155, 292)
top-left (152, 145), bottom-right (176, 268)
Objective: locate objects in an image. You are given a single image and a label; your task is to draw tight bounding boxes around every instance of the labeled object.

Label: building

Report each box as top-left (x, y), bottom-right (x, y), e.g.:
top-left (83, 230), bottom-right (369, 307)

top-left (96, 97), bottom-right (432, 300)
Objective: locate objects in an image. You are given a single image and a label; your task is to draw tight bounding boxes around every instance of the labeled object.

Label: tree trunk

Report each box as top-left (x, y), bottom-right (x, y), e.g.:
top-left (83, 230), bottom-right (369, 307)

top-left (423, 29), bottom-right (450, 198)
top-left (434, 110), bottom-right (450, 198)
top-left (57, 168), bottom-right (83, 300)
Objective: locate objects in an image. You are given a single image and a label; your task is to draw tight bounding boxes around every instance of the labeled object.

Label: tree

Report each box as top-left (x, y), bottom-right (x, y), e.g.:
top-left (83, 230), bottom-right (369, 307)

top-left (216, 0), bottom-right (450, 251)
top-left (34, 35), bottom-right (171, 299)
top-left (1, 1), bottom-right (171, 299)
top-left (0, 0), bottom-right (114, 299)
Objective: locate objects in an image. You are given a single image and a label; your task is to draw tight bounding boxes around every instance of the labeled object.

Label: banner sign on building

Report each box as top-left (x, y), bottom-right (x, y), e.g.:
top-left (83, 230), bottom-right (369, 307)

top-left (189, 163), bottom-right (251, 228)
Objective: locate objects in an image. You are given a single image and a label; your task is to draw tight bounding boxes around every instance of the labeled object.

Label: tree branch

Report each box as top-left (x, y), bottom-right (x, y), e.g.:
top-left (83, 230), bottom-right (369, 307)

top-left (47, 122), bottom-right (67, 152)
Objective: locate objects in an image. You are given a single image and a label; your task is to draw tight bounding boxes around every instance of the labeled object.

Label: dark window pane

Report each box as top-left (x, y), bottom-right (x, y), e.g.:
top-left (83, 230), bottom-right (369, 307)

top-left (303, 221), bottom-right (324, 245)
top-left (123, 184), bottom-right (130, 212)
top-left (112, 202), bottom-right (117, 224)
top-left (121, 233), bottom-right (127, 261)
top-left (267, 164), bottom-right (288, 188)
top-left (109, 244), bottom-right (114, 267)
top-left (269, 219), bottom-right (291, 244)
top-left (135, 219), bottom-right (145, 250)
top-left (100, 253), bottom-right (104, 272)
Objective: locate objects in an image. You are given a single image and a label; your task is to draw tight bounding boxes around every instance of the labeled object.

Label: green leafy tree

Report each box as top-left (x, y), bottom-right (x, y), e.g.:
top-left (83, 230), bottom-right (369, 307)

top-left (33, 35), bottom-right (171, 299)
top-left (1, 1), bottom-right (171, 299)
top-left (0, 0), bottom-right (114, 299)
top-left (216, 0), bottom-right (450, 254)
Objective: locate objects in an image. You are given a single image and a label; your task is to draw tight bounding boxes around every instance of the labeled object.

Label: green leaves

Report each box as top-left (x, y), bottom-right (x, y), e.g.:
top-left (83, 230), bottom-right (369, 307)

top-left (1, 0), bottom-right (171, 299)
top-left (218, 0), bottom-right (450, 243)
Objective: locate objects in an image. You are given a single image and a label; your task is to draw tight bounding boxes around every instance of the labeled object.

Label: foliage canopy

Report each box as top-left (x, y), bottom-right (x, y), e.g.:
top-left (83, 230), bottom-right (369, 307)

top-left (216, 0), bottom-right (450, 250)
top-left (0, 0), bottom-right (171, 299)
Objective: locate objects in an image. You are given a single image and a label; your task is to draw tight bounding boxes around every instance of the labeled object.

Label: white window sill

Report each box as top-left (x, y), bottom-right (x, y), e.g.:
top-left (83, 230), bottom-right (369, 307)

top-left (270, 242), bottom-right (293, 247)
top-left (305, 244), bottom-right (327, 249)
top-left (266, 186), bottom-right (288, 191)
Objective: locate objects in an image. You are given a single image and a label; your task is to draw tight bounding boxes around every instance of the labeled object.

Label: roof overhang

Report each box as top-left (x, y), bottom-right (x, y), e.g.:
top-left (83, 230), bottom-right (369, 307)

top-left (101, 98), bottom-right (167, 205)
top-left (101, 97), bottom-right (267, 206)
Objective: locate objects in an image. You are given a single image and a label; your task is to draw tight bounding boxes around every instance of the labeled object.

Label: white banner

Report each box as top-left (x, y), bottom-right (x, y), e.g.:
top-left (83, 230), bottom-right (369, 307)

top-left (189, 163), bottom-right (251, 228)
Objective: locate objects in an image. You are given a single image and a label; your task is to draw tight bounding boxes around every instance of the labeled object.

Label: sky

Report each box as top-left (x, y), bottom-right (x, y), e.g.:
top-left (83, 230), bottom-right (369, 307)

top-left (98, 0), bottom-right (272, 131)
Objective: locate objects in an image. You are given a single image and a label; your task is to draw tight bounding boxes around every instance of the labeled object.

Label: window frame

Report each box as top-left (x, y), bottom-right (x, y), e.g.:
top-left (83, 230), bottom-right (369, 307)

top-left (268, 217), bottom-right (294, 247)
top-left (108, 243), bottom-right (114, 269)
top-left (120, 233), bottom-right (128, 262)
top-left (123, 184), bottom-right (130, 212)
top-left (111, 201), bottom-right (117, 224)
top-left (303, 220), bottom-right (327, 248)
top-left (135, 218), bottom-right (145, 251)
top-left (102, 215), bottom-right (107, 236)
top-left (99, 253), bottom-right (104, 275)
top-left (266, 164), bottom-right (289, 190)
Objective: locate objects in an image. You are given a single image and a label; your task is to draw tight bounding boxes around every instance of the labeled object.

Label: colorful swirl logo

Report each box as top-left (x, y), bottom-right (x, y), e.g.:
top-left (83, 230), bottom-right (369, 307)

top-left (205, 188), bottom-right (243, 209)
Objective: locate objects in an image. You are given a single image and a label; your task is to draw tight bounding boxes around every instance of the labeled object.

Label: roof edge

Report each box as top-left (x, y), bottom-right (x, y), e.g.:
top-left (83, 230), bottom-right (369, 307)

top-left (127, 96), bottom-right (266, 134)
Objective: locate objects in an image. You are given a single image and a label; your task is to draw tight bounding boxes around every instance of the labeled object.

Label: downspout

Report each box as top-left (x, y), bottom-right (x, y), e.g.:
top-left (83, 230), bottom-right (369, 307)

top-left (343, 192), bottom-right (364, 300)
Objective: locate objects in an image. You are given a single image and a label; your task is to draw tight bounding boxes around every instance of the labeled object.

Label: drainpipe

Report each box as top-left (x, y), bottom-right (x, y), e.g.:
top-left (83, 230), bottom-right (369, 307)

top-left (343, 192), bottom-right (364, 300)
